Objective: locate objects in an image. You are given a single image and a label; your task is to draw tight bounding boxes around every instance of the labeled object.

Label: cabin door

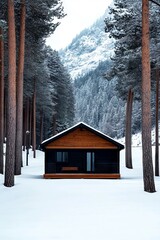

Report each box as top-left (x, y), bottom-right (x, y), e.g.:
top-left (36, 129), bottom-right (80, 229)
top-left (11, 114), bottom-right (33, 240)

top-left (86, 152), bottom-right (95, 172)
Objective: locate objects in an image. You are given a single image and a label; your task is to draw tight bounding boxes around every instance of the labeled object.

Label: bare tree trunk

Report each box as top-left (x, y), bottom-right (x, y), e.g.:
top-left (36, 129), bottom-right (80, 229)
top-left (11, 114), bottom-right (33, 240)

top-left (0, 27), bottom-right (4, 174)
top-left (29, 98), bottom-right (32, 147)
top-left (15, 0), bottom-right (26, 175)
top-left (40, 110), bottom-right (44, 144)
top-left (155, 67), bottom-right (159, 176)
top-left (125, 88), bottom-right (134, 169)
top-left (23, 99), bottom-right (30, 151)
top-left (26, 98), bottom-right (30, 132)
top-left (22, 105), bottom-right (26, 151)
top-left (32, 79), bottom-right (36, 158)
top-left (4, 0), bottom-right (16, 187)
top-left (141, 0), bottom-right (156, 192)
top-left (4, 90), bottom-right (7, 142)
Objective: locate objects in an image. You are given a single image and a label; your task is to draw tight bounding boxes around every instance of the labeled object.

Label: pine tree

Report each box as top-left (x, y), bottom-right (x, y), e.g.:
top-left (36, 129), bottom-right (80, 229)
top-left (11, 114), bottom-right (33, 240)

top-left (104, 0), bottom-right (142, 100)
top-left (125, 89), bottom-right (134, 169)
top-left (0, 26), bottom-right (4, 174)
top-left (141, 0), bottom-right (155, 192)
top-left (46, 48), bottom-right (75, 134)
top-left (155, 67), bottom-right (159, 176)
top-left (4, 0), bottom-right (17, 187)
top-left (15, 0), bottom-right (26, 175)
top-left (1, 0), bottom-right (70, 154)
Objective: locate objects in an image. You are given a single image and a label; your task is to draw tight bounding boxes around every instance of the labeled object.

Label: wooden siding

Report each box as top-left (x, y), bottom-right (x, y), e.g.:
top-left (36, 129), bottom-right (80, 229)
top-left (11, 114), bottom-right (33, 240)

top-left (44, 173), bottom-right (121, 179)
top-left (46, 128), bottom-right (117, 149)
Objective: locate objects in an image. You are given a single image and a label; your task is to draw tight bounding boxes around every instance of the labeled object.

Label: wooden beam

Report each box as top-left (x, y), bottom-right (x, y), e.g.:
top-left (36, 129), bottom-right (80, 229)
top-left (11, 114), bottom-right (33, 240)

top-left (46, 146), bottom-right (117, 149)
top-left (43, 173), bottom-right (121, 179)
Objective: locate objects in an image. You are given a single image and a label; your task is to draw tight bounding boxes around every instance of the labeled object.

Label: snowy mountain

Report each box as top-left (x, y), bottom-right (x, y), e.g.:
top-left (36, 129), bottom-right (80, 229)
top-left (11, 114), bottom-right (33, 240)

top-left (59, 12), bottom-right (114, 80)
top-left (58, 8), bottom-right (143, 138)
top-left (73, 61), bottom-right (126, 138)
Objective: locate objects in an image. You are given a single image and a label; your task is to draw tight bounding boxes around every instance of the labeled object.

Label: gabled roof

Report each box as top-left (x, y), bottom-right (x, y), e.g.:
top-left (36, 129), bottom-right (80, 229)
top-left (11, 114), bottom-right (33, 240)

top-left (40, 122), bottom-right (124, 150)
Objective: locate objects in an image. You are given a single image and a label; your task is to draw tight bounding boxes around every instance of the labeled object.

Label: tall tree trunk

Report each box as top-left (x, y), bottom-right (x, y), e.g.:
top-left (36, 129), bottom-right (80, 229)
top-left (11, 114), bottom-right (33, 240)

top-left (15, 0), bottom-right (26, 175)
top-left (4, 0), bottom-right (16, 187)
top-left (155, 67), bottom-right (159, 176)
top-left (22, 100), bottom-right (28, 166)
top-left (40, 110), bottom-right (44, 144)
top-left (26, 97), bottom-right (30, 132)
top-left (29, 98), bottom-right (32, 147)
top-left (32, 79), bottom-right (36, 158)
top-left (141, 0), bottom-right (156, 192)
top-left (0, 27), bottom-right (4, 174)
top-left (22, 105), bottom-right (26, 151)
top-left (25, 98), bottom-right (30, 165)
top-left (22, 99), bottom-right (30, 152)
top-left (4, 90), bottom-right (7, 142)
top-left (125, 88), bottom-right (134, 169)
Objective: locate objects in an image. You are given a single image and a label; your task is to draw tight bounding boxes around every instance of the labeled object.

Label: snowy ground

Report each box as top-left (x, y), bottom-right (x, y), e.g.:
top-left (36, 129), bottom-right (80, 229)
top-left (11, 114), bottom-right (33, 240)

top-left (0, 147), bottom-right (160, 240)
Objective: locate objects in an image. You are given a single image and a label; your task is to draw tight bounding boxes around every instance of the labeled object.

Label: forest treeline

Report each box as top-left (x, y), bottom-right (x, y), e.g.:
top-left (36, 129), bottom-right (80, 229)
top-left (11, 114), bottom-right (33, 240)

top-left (0, 0), bottom-right (75, 187)
top-left (0, 0), bottom-right (158, 192)
top-left (104, 0), bottom-right (160, 192)
top-left (104, 0), bottom-right (159, 100)
top-left (72, 0), bottom-right (158, 139)
top-left (72, 0), bottom-right (159, 192)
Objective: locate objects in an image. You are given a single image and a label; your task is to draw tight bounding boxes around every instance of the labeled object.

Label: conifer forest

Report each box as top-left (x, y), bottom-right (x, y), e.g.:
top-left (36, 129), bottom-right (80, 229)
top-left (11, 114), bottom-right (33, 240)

top-left (0, 0), bottom-right (160, 193)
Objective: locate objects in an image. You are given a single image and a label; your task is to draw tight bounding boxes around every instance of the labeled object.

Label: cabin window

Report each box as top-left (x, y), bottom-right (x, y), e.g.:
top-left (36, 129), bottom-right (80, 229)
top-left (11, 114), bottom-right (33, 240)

top-left (56, 152), bottom-right (68, 162)
top-left (87, 152), bottom-right (95, 172)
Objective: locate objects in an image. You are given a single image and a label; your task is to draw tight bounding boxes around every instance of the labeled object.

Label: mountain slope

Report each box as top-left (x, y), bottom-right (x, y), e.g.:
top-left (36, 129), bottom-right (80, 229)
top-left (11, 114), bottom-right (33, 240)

top-left (59, 14), bottom-right (114, 80)
top-left (59, 8), bottom-right (143, 138)
top-left (74, 61), bottom-right (125, 138)
top-left (59, 7), bottom-right (145, 138)
top-left (59, 11), bottom-right (127, 138)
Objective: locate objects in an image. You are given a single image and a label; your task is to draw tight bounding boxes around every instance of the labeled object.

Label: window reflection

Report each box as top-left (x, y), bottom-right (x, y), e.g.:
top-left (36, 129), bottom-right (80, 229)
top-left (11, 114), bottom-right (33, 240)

top-left (56, 152), bottom-right (68, 162)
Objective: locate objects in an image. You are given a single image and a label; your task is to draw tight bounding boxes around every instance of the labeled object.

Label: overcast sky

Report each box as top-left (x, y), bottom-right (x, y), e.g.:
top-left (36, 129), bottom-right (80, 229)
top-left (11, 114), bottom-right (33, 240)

top-left (46, 0), bottom-right (113, 50)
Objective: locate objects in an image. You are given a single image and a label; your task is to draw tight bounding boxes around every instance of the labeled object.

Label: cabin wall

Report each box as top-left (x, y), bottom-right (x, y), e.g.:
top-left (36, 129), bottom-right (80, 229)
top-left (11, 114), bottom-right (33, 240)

top-left (95, 150), bottom-right (119, 173)
top-left (45, 149), bottom-right (120, 175)
top-left (45, 150), bottom-right (56, 173)
top-left (45, 128), bottom-right (118, 149)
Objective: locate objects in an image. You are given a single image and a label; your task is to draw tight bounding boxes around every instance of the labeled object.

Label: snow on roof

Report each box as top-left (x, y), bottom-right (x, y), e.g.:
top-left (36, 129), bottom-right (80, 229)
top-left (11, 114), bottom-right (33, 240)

top-left (41, 122), bottom-right (124, 149)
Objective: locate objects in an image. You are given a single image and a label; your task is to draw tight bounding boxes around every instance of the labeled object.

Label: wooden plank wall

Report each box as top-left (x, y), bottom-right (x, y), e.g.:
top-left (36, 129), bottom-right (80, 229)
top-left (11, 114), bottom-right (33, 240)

top-left (46, 128), bottom-right (117, 149)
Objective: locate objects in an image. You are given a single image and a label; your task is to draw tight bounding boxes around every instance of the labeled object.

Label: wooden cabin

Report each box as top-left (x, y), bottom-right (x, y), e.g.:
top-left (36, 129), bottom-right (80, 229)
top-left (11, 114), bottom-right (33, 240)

top-left (40, 122), bottom-right (124, 179)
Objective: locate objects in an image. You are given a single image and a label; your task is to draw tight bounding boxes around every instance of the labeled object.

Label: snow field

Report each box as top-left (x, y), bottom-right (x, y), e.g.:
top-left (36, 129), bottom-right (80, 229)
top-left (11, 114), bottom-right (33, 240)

top-left (0, 148), bottom-right (160, 240)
